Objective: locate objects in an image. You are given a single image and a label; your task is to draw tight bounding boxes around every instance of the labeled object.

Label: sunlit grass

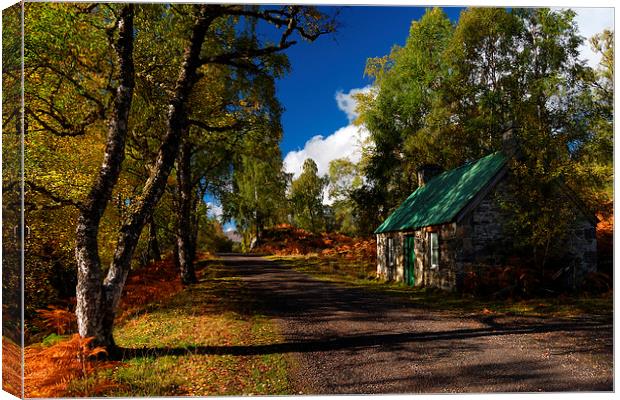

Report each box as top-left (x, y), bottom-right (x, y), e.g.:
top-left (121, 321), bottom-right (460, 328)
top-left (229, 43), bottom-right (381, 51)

top-left (69, 260), bottom-right (290, 396)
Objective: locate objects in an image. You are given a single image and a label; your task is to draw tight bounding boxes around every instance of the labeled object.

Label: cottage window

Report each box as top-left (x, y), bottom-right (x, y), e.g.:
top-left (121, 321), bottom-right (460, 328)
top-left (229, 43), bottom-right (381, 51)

top-left (430, 232), bottom-right (439, 269)
top-left (387, 237), bottom-right (395, 267)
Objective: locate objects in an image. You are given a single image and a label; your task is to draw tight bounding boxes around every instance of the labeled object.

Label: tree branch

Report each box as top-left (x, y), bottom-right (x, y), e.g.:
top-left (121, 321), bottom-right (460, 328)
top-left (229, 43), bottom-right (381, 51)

top-left (26, 106), bottom-right (100, 137)
top-left (25, 180), bottom-right (82, 209)
top-left (219, 5), bottom-right (335, 41)
top-left (199, 5), bottom-right (334, 69)
top-left (35, 60), bottom-right (107, 112)
top-left (187, 119), bottom-right (242, 132)
top-left (199, 40), bottom-right (297, 68)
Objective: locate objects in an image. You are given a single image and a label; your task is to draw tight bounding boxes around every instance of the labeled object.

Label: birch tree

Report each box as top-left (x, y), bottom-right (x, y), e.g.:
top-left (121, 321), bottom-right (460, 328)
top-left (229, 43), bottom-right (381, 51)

top-left (25, 3), bottom-right (334, 349)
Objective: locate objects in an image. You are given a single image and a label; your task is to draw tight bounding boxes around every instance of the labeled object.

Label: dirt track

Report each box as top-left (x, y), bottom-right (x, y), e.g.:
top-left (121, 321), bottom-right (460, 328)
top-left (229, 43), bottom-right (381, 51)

top-left (218, 254), bottom-right (613, 394)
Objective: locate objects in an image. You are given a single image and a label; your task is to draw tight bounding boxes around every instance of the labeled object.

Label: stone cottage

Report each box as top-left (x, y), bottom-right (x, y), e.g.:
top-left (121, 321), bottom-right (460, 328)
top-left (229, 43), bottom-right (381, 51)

top-left (375, 144), bottom-right (597, 292)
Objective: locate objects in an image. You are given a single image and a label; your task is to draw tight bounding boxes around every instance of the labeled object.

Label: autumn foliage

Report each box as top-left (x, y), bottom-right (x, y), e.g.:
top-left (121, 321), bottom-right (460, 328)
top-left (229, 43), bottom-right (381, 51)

top-left (591, 207), bottom-right (614, 291)
top-left (252, 224), bottom-right (376, 262)
top-left (25, 334), bottom-right (115, 397)
top-left (25, 256), bottom-right (187, 397)
top-left (116, 257), bottom-right (184, 323)
top-left (596, 209), bottom-right (613, 271)
top-left (36, 306), bottom-right (78, 336)
top-left (2, 337), bottom-right (22, 397)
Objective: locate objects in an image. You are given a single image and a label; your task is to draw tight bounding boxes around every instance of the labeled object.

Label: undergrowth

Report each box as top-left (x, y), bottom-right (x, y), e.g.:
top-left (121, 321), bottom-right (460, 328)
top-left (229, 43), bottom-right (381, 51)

top-left (25, 254), bottom-right (290, 397)
top-left (253, 224), bottom-right (376, 262)
top-left (2, 336), bottom-right (22, 397)
top-left (25, 334), bottom-right (116, 397)
top-left (59, 259), bottom-right (289, 397)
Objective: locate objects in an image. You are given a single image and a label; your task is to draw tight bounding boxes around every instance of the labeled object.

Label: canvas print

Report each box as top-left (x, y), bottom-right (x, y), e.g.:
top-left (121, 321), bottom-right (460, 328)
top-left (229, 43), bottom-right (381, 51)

top-left (1, 2), bottom-right (614, 397)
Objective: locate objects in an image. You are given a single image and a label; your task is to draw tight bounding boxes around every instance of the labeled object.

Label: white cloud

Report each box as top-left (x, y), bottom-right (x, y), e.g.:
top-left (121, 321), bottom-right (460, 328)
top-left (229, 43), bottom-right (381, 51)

top-left (283, 124), bottom-right (369, 180)
top-left (284, 86), bottom-right (374, 206)
top-left (206, 202), bottom-right (223, 219)
top-left (283, 85), bottom-right (374, 182)
top-left (335, 86), bottom-right (372, 123)
top-left (570, 8), bottom-right (614, 68)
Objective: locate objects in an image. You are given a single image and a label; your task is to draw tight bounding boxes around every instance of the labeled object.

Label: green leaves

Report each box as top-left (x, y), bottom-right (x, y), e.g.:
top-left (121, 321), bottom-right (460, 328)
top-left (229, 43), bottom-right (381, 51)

top-left (290, 159), bottom-right (328, 233)
top-left (357, 7), bottom-right (611, 256)
top-left (225, 131), bottom-right (289, 248)
top-left (359, 8), bottom-right (454, 212)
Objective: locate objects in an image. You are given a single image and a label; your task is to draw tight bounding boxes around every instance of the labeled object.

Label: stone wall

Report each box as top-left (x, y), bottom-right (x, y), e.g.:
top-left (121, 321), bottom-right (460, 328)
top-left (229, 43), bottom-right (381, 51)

top-left (558, 215), bottom-right (597, 288)
top-left (376, 231), bottom-right (406, 281)
top-left (455, 179), bottom-right (513, 289)
top-left (461, 179), bottom-right (513, 264)
top-left (413, 224), bottom-right (460, 290)
top-left (457, 178), bottom-right (597, 290)
top-left (377, 224), bottom-right (460, 291)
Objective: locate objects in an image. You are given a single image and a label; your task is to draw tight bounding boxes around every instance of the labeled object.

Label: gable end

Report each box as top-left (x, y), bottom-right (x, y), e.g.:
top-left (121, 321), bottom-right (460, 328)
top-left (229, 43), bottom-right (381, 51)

top-left (455, 164), bottom-right (508, 224)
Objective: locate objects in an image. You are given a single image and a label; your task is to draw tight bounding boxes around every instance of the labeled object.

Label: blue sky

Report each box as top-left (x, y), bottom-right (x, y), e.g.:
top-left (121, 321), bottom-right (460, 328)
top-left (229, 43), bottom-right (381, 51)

top-left (277, 6), bottom-right (462, 157)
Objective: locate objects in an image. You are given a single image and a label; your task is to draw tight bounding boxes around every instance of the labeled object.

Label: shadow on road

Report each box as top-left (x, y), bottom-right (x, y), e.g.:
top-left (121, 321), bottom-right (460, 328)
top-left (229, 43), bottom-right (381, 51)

top-left (119, 318), bottom-right (609, 360)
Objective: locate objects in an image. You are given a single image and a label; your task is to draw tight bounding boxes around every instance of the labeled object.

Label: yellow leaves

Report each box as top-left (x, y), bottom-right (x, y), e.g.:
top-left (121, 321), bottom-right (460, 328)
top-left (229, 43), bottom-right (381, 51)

top-left (364, 54), bottom-right (391, 79)
top-left (26, 123), bottom-right (106, 201)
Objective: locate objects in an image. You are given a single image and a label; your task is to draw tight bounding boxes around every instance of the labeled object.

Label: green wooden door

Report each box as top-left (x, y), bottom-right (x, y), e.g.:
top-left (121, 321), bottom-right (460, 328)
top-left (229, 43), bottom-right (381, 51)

top-left (406, 236), bottom-right (415, 286)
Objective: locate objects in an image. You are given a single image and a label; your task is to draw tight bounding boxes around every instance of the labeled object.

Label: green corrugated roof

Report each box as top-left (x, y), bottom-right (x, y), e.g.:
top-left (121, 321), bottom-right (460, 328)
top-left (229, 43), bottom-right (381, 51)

top-left (375, 152), bottom-right (507, 233)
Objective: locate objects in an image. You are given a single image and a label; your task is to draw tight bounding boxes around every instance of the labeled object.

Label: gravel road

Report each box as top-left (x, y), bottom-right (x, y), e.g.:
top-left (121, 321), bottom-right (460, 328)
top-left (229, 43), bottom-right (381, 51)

top-left (218, 254), bottom-right (613, 394)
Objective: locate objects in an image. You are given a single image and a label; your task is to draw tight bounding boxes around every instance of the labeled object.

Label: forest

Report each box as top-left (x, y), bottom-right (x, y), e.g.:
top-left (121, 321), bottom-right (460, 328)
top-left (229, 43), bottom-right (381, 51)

top-left (1, 4), bottom-right (614, 397)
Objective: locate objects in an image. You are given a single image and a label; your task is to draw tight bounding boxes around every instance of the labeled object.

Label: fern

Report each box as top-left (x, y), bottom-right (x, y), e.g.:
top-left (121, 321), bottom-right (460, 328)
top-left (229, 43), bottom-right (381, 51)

top-left (2, 337), bottom-right (22, 397)
top-left (36, 305), bottom-right (77, 335)
top-left (25, 334), bottom-right (117, 397)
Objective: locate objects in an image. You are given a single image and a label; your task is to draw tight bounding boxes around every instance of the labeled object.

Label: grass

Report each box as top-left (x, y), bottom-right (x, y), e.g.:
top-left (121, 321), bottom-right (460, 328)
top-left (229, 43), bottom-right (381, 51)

top-left (267, 254), bottom-right (613, 319)
top-left (67, 260), bottom-right (290, 397)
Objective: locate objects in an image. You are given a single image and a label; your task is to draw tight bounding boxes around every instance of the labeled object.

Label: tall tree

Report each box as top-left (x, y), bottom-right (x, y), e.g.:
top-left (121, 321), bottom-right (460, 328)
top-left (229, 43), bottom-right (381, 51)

top-left (355, 7), bottom-right (454, 218)
top-left (492, 8), bottom-right (594, 264)
top-left (327, 158), bottom-right (363, 235)
top-left (576, 29), bottom-right (614, 202)
top-left (359, 7), bottom-right (604, 265)
top-left (74, 4), bottom-right (138, 351)
top-left (226, 132), bottom-right (289, 250)
top-left (289, 159), bottom-right (328, 233)
top-left (173, 24), bottom-right (291, 281)
top-left (87, 5), bottom-right (333, 348)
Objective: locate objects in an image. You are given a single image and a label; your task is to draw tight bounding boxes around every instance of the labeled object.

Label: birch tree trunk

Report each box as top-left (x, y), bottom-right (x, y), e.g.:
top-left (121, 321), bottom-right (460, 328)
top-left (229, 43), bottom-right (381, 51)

top-left (99, 7), bottom-right (214, 347)
top-left (75, 5), bottom-right (135, 347)
top-left (176, 139), bottom-right (198, 284)
top-left (74, 4), bottom-right (332, 350)
top-left (76, 6), bottom-right (214, 349)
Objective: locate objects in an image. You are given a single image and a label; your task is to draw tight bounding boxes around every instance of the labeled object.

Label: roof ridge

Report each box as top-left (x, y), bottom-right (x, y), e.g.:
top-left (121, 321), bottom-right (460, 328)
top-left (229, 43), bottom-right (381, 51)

top-left (375, 151), bottom-right (507, 234)
top-left (422, 151), bottom-right (502, 185)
